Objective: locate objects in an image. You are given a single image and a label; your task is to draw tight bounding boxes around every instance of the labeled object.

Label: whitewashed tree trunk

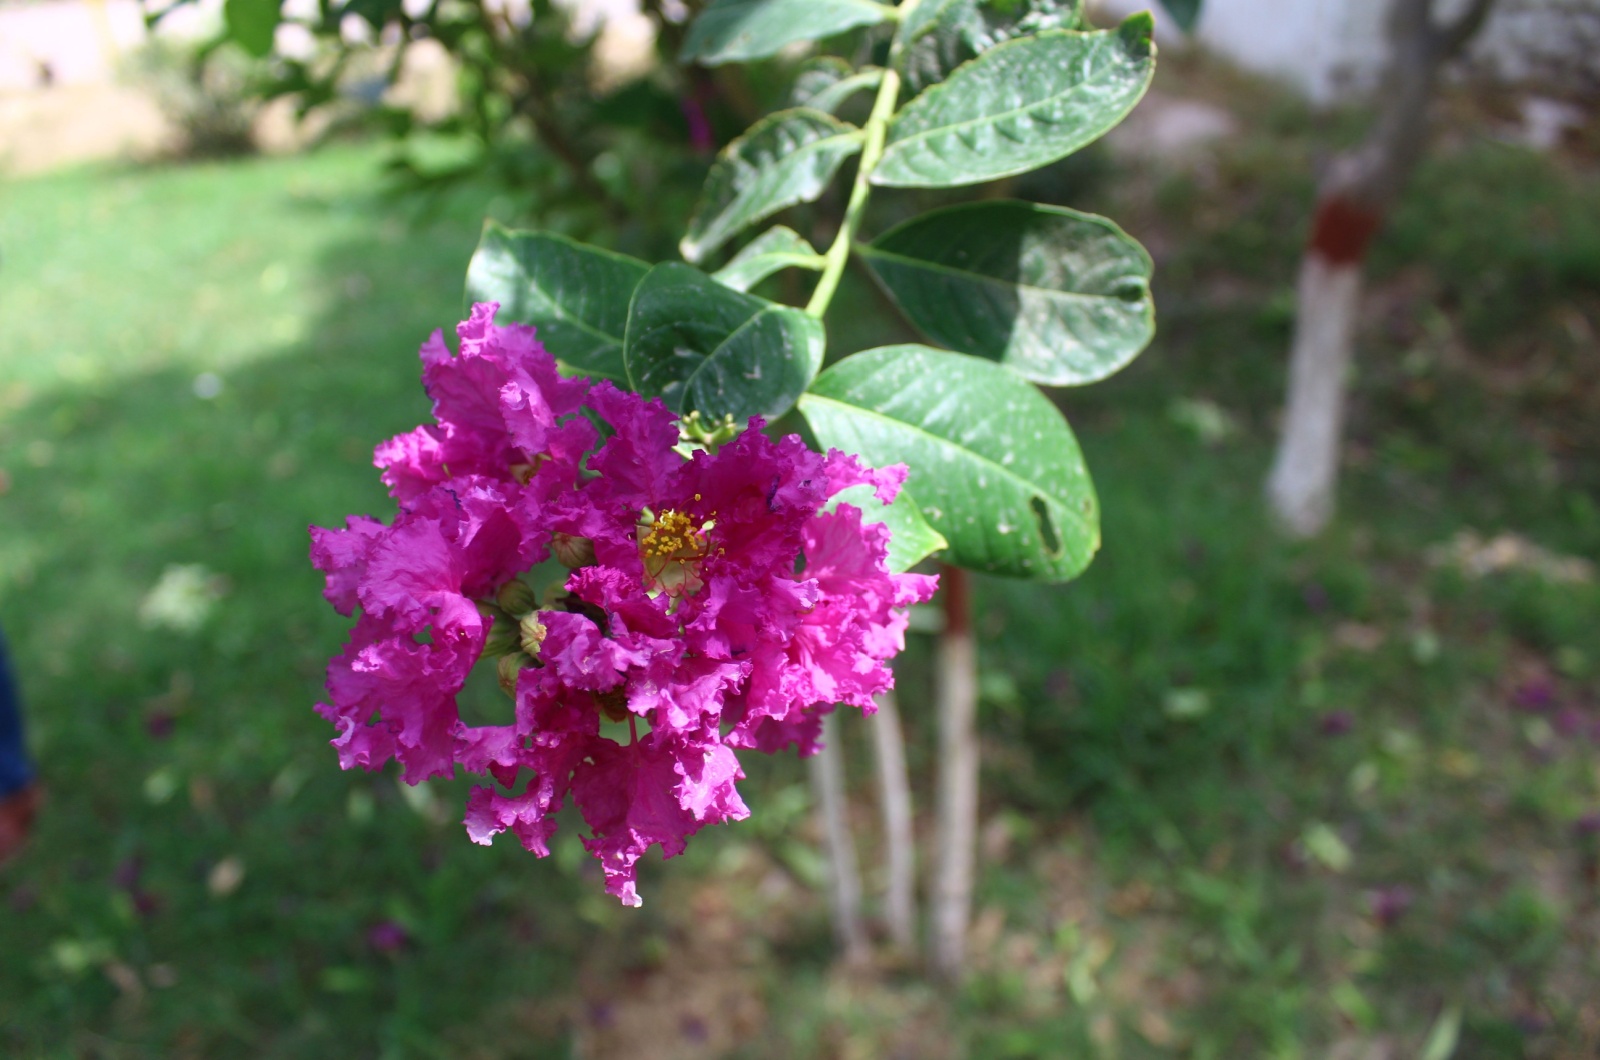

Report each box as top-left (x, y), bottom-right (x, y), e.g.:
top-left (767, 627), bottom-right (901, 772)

top-left (931, 567), bottom-right (978, 981)
top-left (1266, 257), bottom-right (1364, 536)
top-left (870, 689), bottom-right (917, 953)
top-left (809, 713), bottom-right (869, 964)
top-left (1266, 0), bottom-right (1498, 537)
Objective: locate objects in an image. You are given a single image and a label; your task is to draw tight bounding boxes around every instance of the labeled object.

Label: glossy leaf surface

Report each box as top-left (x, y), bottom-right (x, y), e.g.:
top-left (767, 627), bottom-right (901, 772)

top-left (896, 0), bottom-right (1082, 97)
top-left (800, 345), bottom-right (1098, 580)
top-left (465, 224), bottom-right (647, 382)
top-left (681, 109), bottom-right (863, 263)
top-left (624, 263), bottom-right (824, 420)
top-left (790, 59), bottom-right (886, 114)
top-left (712, 226), bottom-right (823, 293)
top-left (873, 19), bottom-right (1156, 188)
top-left (682, 0), bottom-right (895, 65)
top-left (860, 200), bottom-right (1154, 385)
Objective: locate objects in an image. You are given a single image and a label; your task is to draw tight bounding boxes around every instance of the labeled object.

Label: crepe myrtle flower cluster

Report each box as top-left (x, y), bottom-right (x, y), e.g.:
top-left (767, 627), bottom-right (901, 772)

top-left (310, 304), bottom-right (937, 906)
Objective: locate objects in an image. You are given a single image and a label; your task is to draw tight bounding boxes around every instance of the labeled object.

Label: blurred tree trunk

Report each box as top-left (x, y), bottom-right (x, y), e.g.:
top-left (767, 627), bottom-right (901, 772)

top-left (1266, 0), bottom-right (1496, 536)
top-left (809, 714), bottom-right (869, 964)
top-left (871, 689), bottom-right (917, 954)
top-left (931, 566), bottom-right (978, 981)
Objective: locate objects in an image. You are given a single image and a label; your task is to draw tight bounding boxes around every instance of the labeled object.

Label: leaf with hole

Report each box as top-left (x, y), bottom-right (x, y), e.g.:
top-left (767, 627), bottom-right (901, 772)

top-left (465, 224), bottom-right (648, 382)
top-left (895, 0), bottom-right (1083, 97)
top-left (873, 18), bottom-right (1156, 188)
top-left (800, 345), bottom-right (1098, 580)
top-left (681, 0), bottom-right (896, 65)
top-left (826, 483), bottom-right (948, 573)
top-left (681, 109), bottom-right (863, 264)
top-left (859, 200), bottom-right (1153, 385)
top-left (713, 226), bottom-right (824, 293)
top-left (624, 263), bottom-right (824, 421)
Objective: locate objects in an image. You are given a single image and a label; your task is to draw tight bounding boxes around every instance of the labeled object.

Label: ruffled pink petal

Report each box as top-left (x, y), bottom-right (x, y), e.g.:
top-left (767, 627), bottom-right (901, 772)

top-left (309, 515), bottom-right (388, 615)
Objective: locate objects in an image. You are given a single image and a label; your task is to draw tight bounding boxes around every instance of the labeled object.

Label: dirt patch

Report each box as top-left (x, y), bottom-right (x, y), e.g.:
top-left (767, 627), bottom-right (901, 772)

top-left (0, 84), bottom-right (172, 176)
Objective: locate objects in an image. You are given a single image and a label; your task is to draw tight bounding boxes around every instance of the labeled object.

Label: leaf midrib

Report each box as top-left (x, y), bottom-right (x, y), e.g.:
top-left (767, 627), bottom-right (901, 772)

top-left (502, 236), bottom-right (639, 350)
top-left (885, 31), bottom-right (1138, 157)
top-left (860, 244), bottom-right (1146, 307)
top-left (676, 305), bottom-right (777, 404)
top-left (798, 390), bottom-right (1094, 541)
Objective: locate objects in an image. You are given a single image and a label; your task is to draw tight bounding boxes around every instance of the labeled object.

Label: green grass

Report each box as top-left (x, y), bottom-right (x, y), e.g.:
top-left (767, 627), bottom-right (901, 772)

top-left (2, 107), bottom-right (1598, 1058)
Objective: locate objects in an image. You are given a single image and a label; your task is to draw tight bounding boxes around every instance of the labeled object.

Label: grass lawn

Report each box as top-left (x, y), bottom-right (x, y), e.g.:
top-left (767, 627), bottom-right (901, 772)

top-left (2, 85), bottom-right (1598, 1058)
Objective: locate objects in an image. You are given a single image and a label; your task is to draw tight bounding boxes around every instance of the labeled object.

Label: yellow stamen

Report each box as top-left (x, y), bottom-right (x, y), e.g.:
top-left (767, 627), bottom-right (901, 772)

top-left (638, 508), bottom-right (713, 595)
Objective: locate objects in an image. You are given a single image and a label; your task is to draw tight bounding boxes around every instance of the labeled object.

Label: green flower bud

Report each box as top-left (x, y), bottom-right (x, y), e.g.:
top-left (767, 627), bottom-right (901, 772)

top-left (481, 618), bottom-right (518, 658)
top-left (495, 579), bottom-right (537, 616)
top-left (519, 614), bottom-right (548, 658)
top-left (551, 532), bottom-right (596, 569)
top-left (496, 652), bottom-right (530, 698)
top-left (477, 600), bottom-right (513, 626)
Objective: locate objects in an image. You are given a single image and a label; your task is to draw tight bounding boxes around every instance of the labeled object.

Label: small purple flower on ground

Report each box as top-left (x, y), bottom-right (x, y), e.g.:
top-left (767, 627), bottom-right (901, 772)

top-left (112, 855), bottom-right (143, 891)
top-left (680, 1014), bottom-right (709, 1042)
top-left (367, 919), bottom-right (409, 954)
top-left (1367, 884), bottom-right (1414, 927)
top-left (1553, 706), bottom-right (1587, 738)
top-left (1318, 710), bottom-right (1354, 737)
top-left (1574, 811), bottom-right (1600, 837)
top-left (1512, 678), bottom-right (1555, 712)
top-left (1511, 1011), bottom-right (1550, 1037)
top-left (310, 305), bottom-right (936, 906)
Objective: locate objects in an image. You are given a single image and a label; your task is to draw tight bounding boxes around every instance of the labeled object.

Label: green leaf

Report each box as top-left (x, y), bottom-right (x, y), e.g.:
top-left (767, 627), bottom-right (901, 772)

top-left (800, 345), bottom-right (1098, 580)
top-left (826, 484), bottom-right (948, 573)
top-left (713, 226), bottom-right (824, 293)
top-left (1159, 0), bottom-right (1202, 32)
top-left (464, 223), bottom-right (648, 382)
top-left (225, 0), bottom-right (280, 57)
top-left (896, 0), bottom-right (1083, 97)
top-left (624, 263), bottom-right (825, 421)
top-left (1420, 1005), bottom-right (1462, 1060)
top-left (790, 59), bottom-right (886, 114)
top-left (682, 0), bottom-right (897, 66)
top-left (681, 109), bottom-right (863, 264)
top-left (873, 19), bottom-right (1156, 188)
top-left (859, 200), bottom-right (1153, 385)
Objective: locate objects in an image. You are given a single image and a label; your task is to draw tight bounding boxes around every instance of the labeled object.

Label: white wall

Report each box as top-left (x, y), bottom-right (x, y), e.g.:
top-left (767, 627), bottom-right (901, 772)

top-left (1093, 0), bottom-right (1595, 106)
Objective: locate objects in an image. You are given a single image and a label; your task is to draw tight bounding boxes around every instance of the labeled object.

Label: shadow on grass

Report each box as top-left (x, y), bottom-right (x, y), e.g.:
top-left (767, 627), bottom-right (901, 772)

top-left (0, 161), bottom-right (624, 1058)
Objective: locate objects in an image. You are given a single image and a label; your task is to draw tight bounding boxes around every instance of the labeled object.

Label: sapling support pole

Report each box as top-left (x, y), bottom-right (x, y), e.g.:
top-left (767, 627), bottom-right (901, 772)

top-left (931, 565), bottom-right (978, 981)
top-left (809, 712), bottom-right (869, 964)
top-left (871, 688), bottom-right (917, 953)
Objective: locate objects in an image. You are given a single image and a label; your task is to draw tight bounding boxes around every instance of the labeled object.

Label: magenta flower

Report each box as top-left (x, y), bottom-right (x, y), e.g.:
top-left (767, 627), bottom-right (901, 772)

top-left (310, 305), bottom-right (936, 905)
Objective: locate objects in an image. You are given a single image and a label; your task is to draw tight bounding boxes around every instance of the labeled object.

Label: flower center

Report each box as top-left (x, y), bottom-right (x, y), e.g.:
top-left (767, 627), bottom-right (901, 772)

top-left (639, 507), bottom-right (713, 595)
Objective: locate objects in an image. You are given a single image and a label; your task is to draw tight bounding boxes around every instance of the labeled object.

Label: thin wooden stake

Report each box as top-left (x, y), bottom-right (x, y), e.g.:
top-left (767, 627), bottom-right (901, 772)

top-left (871, 689), bottom-right (917, 954)
top-left (809, 711), bottom-right (869, 964)
top-left (931, 566), bottom-right (977, 981)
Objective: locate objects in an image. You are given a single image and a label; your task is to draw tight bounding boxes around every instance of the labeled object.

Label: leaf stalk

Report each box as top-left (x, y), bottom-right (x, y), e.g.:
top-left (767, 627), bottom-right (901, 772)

top-left (805, 66), bottom-right (901, 318)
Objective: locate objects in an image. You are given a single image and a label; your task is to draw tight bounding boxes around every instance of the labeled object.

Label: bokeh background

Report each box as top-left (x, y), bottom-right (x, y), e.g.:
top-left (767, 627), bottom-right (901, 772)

top-left (2, 0), bottom-right (1598, 1055)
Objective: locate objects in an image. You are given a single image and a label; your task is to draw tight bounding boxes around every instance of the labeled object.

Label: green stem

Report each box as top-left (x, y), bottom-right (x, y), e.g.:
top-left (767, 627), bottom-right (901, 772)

top-left (805, 65), bottom-right (901, 319)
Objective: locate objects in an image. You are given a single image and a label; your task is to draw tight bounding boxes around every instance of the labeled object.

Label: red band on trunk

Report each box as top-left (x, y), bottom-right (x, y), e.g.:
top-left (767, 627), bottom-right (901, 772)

top-left (939, 565), bottom-right (971, 637)
top-left (1309, 195), bottom-right (1383, 266)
